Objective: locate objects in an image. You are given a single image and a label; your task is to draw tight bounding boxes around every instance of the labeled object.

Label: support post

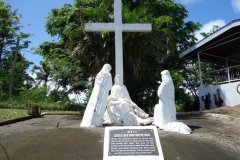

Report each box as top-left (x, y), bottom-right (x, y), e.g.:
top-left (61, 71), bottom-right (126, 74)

top-left (226, 59), bottom-right (230, 83)
top-left (9, 37), bottom-right (20, 96)
top-left (198, 52), bottom-right (203, 85)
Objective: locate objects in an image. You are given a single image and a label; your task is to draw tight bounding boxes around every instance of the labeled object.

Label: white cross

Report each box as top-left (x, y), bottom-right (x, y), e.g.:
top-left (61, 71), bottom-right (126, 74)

top-left (85, 0), bottom-right (152, 82)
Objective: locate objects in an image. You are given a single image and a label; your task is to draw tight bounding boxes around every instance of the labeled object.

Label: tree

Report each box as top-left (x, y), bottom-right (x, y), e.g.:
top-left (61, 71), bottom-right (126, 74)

top-left (0, 0), bottom-right (13, 63)
top-left (0, 49), bottom-right (33, 95)
top-left (35, 41), bottom-right (88, 99)
top-left (0, 1), bottom-right (32, 96)
top-left (200, 25), bottom-right (221, 38)
top-left (0, 1), bottom-right (30, 63)
top-left (37, 0), bottom-right (201, 111)
top-left (31, 61), bottom-right (51, 86)
top-left (48, 89), bottom-right (70, 103)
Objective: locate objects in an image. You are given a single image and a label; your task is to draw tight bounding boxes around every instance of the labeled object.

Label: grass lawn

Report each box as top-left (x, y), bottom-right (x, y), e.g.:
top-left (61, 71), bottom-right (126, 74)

top-left (0, 109), bottom-right (28, 121)
top-left (0, 109), bottom-right (81, 122)
top-left (42, 110), bottom-right (80, 115)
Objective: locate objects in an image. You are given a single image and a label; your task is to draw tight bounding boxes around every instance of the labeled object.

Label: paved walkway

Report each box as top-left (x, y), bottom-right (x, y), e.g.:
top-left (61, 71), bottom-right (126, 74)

top-left (0, 115), bottom-right (240, 160)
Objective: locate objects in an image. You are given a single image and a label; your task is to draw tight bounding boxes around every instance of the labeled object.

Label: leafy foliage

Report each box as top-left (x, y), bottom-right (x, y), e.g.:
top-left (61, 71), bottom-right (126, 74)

top-left (0, 1), bottom-right (33, 96)
top-left (200, 25), bottom-right (221, 39)
top-left (35, 0), bottom-right (203, 111)
top-left (0, 1), bottom-right (31, 62)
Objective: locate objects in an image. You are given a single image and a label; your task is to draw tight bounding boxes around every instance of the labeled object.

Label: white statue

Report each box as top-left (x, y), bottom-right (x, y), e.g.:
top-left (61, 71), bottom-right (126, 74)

top-left (103, 75), bottom-right (153, 126)
top-left (153, 70), bottom-right (192, 134)
top-left (80, 64), bottom-right (112, 127)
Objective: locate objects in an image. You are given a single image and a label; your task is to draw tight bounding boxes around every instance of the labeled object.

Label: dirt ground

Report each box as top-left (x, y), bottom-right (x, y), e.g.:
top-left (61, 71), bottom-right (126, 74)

top-left (0, 114), bottom-right (240, 160)
top-left (204, 105), bottom-right (240, 117)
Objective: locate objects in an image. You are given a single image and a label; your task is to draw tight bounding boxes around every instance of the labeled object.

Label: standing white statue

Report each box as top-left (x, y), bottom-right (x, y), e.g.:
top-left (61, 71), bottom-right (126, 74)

top-left (80, 64), bottom-right (112, 127)
top-left (153, 70), bottom-right (192, 134)
top-left (103, 75), bottom-right (153, 126)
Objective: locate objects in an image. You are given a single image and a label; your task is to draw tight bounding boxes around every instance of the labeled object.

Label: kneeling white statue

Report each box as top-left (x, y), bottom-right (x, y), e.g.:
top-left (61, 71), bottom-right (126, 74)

top-left (153, 70), bottom-right (192, 134)
top-left (103, 75), bottom-right (153, 126)
top-left (80, 64), bottom-right (112, 127)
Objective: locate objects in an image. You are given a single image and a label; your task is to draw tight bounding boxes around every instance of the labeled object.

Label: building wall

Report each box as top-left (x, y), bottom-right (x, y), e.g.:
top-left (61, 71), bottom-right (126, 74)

top-left (199, 82), bottom-right (240, 110)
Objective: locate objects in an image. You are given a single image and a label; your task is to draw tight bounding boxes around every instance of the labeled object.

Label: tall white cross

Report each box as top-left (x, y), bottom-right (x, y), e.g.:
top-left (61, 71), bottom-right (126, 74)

top-left (85, 0), bottom-right (152, 82)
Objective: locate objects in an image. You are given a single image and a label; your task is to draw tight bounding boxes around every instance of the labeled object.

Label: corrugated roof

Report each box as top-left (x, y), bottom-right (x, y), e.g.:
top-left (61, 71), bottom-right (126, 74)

top-left (179, 19), bottom-right (240, 67)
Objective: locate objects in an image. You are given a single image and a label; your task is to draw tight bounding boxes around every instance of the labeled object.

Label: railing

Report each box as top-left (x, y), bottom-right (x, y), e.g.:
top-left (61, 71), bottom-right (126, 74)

top-left (203, 65), bottom-right (240, 85)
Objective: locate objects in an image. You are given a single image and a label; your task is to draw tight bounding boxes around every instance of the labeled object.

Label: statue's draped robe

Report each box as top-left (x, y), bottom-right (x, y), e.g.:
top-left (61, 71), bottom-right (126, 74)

top-left (154, 70), bottom-right (192, 134)
top-left (103, 84), bottom-right (152, 126)
top-left (80, 65), bottom-right (112, 127)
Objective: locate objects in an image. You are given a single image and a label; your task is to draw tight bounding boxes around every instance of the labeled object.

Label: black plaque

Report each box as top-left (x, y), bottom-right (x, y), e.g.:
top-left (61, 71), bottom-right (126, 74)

top-left (108, 129), bottom-right (159, 156)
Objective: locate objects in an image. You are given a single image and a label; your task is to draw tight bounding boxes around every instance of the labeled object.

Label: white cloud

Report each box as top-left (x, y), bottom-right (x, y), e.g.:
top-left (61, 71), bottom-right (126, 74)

top-left (231, 0), bottom-right (240, 13)
top-left (175, 0), bottom-right (203, 5)
top-left (195, 19), bottom-right (226, 41)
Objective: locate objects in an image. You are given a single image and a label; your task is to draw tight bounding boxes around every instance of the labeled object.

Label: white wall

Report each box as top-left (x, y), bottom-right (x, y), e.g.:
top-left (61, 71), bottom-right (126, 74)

top-left (199, 81), bottom-right (240, 110)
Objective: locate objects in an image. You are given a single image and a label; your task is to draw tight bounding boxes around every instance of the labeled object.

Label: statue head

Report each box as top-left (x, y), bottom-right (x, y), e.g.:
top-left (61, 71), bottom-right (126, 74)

top-left (114, 75), bottom-right (122, 85)
top-left (160, 70), bottom-right (174, 94)
top-left (161, 70), bottom-right (171, 81)
top-left (94, 64), bottom-right (112, 86)
top-left (102, 64), bottom-right (112, 73)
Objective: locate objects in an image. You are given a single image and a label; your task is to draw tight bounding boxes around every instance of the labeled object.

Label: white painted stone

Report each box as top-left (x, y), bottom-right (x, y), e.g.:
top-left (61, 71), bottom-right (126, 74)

top-left (153, 70), bottom-right (192, 134)
top-left (103, 75), bottom-right (153, 126)
top-left (85, 0), bottom-right (152, 82)
top-left (80, 64), bottom-right (112, 127)
top-left (103, 126), bottom-right (164, 160)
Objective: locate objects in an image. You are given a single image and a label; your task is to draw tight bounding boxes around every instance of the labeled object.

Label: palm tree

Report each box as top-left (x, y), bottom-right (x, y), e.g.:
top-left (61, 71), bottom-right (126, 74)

top-left (31, 61), bottom-right (51, 86)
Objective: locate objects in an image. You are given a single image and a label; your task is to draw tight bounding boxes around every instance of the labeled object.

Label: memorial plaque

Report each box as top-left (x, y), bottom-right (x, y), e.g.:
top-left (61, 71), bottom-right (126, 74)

top-left (104, 126), bottom-right (164, 160)
top-left (109, 129), bottom-right (159, 156)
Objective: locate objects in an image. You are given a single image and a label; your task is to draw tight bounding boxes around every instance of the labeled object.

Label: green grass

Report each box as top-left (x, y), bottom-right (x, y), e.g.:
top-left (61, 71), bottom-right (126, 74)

top-left (0, 109), bottom-right (82, 122)
top-left (42, 110), bottom-right (80, 115)
top-left (0, 109), bottom-right (28, 121)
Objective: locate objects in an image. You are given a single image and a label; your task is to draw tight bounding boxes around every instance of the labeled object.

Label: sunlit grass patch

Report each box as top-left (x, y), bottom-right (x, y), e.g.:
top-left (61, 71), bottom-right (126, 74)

top-left (42, 110), bottom-right (80, 115)
top-left (0, 109), bottom-right (82, 122)
top-left (0, 109), bottom-right (28, 121)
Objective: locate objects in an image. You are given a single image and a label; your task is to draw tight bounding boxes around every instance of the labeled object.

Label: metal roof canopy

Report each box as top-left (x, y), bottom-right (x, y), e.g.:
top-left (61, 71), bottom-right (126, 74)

top-left (179, 19), bottom-right (240, 67)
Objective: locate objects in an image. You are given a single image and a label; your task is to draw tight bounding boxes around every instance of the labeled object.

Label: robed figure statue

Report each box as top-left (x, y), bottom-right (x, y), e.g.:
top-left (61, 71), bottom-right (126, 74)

top-left (153, 70), bottom-right (192, 134)
top-left (80, 64), bottom-right (112, 127)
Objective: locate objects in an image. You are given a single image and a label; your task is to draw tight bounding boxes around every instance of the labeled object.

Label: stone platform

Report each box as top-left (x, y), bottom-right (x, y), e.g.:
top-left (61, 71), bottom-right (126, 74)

top-left (0, 115), bottom-right (240, 160)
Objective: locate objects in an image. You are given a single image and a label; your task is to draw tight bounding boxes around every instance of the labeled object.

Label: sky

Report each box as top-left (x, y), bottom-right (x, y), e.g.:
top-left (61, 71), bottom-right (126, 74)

top-left (3, 0), bottom-right (74, 72)
top-left (3, 0), bottom-right (240, 73)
